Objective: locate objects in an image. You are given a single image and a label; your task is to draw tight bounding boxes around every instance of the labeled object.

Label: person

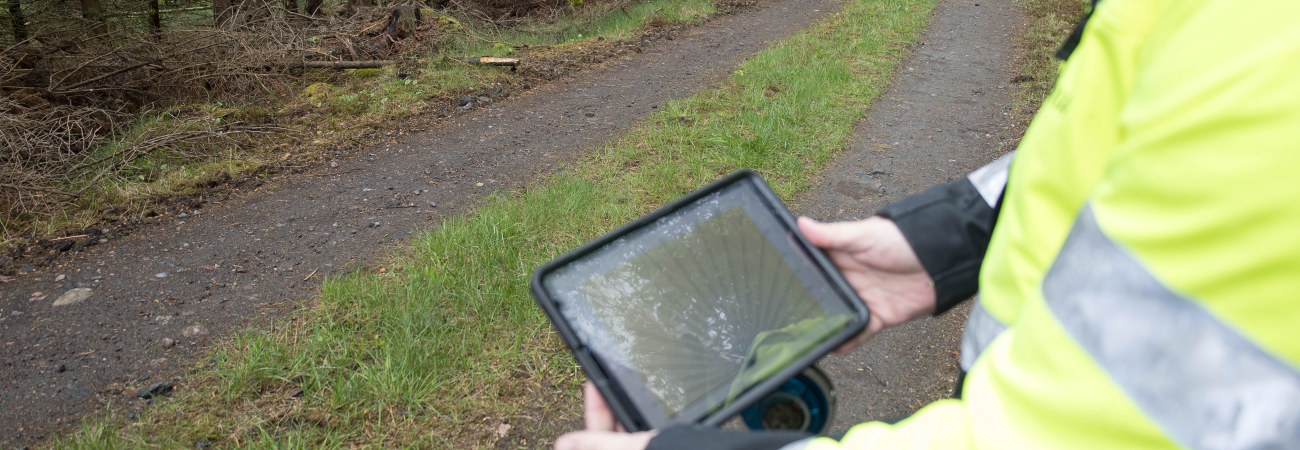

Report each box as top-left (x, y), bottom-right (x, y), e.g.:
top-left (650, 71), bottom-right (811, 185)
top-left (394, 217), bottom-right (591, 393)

top-left (555, 0), bottom-right (1300, 448)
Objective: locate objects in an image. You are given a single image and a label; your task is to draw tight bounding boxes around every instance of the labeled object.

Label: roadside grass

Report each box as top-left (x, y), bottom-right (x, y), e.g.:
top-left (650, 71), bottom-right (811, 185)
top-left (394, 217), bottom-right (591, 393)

top-left (1009, 0), bottom-right (1087, 124)
top-left (3, 0), bottom-right (720, 255)
top-left (56, 0), bottom-right (939, 447)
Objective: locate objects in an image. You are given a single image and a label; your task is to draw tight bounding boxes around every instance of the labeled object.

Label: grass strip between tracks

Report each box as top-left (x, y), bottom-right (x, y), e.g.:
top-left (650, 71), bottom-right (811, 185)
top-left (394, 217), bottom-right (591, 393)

top-left (60, 0), bottom-right (939, 447)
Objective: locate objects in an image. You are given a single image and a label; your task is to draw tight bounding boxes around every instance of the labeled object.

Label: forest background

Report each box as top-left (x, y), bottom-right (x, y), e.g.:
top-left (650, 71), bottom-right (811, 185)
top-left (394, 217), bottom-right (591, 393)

top-left (0, 0), bottom-right (687, 265)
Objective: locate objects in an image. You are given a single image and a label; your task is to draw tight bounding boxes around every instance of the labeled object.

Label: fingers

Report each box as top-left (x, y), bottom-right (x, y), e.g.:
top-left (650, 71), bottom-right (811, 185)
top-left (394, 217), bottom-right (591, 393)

top-left (562, 381), bottom-right (653, 450)
top-left (583, 381), bottom-right (619, 432)
top-left (555, 431), bottom-right (654, 450)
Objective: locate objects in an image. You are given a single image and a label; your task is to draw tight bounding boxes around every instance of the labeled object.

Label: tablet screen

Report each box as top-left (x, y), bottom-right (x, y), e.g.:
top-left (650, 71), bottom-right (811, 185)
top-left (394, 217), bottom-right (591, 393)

top-left (540, 178), bottom-right (856, 427)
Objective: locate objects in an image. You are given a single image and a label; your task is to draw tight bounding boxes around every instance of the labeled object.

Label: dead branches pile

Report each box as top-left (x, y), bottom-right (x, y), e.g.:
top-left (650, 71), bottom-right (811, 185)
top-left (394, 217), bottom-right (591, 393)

top-left (0, 5), bottom-right (312, 223)
top-left (0, 59), bottom-right (273, 222)
top-left (0, 0), bottom-right (610, 230)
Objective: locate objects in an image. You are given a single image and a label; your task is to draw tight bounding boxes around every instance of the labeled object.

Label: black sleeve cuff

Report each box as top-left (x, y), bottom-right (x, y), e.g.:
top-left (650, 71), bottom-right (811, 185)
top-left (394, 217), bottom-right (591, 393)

top-left (647, 425), bottom-right (810, 450)
top-left (876, 178), bottom-right (1000, 314)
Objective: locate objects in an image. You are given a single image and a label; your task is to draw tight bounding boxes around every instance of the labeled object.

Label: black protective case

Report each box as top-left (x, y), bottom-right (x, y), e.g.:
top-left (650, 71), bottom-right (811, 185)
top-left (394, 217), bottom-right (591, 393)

top-left (530, 169), bottom-right (870, 432)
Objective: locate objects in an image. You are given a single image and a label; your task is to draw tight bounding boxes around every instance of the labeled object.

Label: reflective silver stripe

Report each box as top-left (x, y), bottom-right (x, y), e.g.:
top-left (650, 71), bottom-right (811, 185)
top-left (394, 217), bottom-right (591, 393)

top-left (959, 298), bottom-right (1008, 371)
top-left (966, 151), bottom-right (1014, 207)
top-left (1043, 205), bottom-right (1300, 450)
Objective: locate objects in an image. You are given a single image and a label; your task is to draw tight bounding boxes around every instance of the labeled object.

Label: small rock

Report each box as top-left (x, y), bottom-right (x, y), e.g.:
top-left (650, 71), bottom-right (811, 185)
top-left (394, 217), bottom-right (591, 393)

top-left (369, 222), bottom-right (381, 228)
top-left (52, 288), bottom-right (93, 307)
top-left (497, 423), bottom-right (512, 438)
top-left (149, 357), bottom-right (169, 367)
top-left (182, 324), bottom-right (207, 337)
top-left (155, 272), bottom-right (168, 278)
top-left (161, 338), bottom-right (176, 348)
top-left (136, 382), bottom-right (174, 399)
top-left (155, 315), bottom-right (173, 325)
top-left (177, 212), bottom-right (190, 219)
top-left (457, 95), bottom-right (475, 107)
top-left (56, 364), bottom-right (66, 373)
top-left (330, 161), bottom-right (339, 168)
top-left (428, 202), bottom-right (437, 208)
top-left (584, 112), bottom-right (595, 117)
top-left (55, 274), bottom-right (65, 282)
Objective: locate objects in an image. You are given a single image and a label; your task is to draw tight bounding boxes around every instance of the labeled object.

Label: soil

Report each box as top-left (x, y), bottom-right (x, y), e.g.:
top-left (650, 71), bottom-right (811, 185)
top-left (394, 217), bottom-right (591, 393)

top-left (0, 0), bottom-right (844, 447)
top-left (0, 0), bottom-right (1027, 444)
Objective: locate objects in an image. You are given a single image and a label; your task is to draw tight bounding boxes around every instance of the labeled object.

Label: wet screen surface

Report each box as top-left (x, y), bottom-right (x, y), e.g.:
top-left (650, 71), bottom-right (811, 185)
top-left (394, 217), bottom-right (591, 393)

top-left (542, 180), bottom-right (854, 427)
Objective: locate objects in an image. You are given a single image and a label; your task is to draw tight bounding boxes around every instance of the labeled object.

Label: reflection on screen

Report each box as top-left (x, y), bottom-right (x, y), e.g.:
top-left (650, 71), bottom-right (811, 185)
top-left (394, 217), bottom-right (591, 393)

top-left (544, 182), bottom-right (853, 423)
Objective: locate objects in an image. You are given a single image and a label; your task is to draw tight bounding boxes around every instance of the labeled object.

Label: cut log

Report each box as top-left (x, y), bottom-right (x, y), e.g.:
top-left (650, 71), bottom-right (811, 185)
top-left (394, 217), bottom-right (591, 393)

top-left (458, 57), bottom-right (519, 67)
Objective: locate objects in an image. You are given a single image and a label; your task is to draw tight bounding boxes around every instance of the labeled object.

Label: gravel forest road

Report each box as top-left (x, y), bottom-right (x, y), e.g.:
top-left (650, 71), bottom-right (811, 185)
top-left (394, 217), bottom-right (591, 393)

top-left (791, 0), bottom-right (1022, 430)
top-left (0, 0), bottom-right (1023, 445)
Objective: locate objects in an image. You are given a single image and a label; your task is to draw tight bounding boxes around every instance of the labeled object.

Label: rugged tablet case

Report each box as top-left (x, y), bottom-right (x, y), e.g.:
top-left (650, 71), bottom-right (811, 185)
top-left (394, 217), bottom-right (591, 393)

top-left (530, 169), bottom-right (870, 432)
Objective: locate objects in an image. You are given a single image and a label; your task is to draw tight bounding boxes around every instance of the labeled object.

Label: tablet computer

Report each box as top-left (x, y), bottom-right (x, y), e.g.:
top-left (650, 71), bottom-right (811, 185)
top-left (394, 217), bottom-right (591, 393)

top-left (531, 169), bottom-right (869, 431)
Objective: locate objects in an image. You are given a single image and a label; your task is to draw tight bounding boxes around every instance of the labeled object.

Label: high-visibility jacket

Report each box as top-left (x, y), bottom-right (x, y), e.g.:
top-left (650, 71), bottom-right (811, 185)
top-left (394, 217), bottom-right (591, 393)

top-left (646, 0), bottom-right (1300, 448)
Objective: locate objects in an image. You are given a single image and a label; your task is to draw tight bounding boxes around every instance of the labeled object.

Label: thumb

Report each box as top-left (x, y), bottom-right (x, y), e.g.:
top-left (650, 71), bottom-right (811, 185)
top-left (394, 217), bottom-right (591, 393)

top-left (555, 431), bottom-right (654, 450)
top-left (798, 216), bottom-right (868, 250)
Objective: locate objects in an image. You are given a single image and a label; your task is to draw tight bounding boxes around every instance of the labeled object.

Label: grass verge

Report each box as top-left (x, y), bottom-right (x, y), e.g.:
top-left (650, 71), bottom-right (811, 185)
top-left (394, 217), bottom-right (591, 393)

top-left (1008, 0), bottom-right (1087, 125)
top-left (57, 0), bottom-right (938, 447)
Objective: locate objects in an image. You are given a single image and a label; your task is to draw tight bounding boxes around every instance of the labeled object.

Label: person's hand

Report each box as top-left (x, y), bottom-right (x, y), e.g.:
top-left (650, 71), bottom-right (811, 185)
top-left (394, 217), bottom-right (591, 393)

top-left (797, 216), bottom-right (936, 353)
top-left (554, 382), bottom-right (655, 450)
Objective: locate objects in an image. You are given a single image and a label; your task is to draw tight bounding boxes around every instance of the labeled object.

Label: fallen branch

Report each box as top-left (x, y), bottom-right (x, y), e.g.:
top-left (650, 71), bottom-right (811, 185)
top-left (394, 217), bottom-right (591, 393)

top-left (301, 60), bottom-right (400, 69)
top-left (0, 182), bottom-right (74, 198)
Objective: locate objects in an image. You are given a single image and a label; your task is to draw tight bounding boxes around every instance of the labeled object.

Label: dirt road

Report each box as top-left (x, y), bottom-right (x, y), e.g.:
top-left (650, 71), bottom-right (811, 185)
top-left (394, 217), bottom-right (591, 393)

top-left (0, 0), bottom-right (1026, 445)
top-left (0, 0), bottom-right (843, 446)
top-left (791, 0), bottom-right (1022, 430)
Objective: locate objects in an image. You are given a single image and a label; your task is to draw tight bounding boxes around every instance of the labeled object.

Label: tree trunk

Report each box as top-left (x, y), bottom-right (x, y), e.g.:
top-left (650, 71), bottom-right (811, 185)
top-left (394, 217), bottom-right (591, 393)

top-left (7, 0), bottom-right (26, 42)
top-left (147, 0), bottom-right (161, 34)
top-left (346, 0), bottom-right (372, 16)
top-left (304, 0), bottom-right (321, 15)
top-left (79, 0), bottom-right (102, 21)
top-left (78, 0), bottom-right (106, 33)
